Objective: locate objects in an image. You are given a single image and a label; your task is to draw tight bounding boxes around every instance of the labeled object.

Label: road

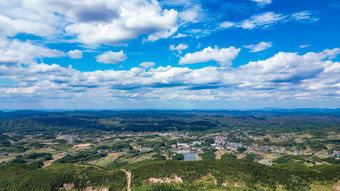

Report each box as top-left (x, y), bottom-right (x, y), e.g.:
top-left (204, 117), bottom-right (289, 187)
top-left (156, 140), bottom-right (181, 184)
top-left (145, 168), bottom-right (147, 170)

top-left (121, 169), bottom-right (131, 191)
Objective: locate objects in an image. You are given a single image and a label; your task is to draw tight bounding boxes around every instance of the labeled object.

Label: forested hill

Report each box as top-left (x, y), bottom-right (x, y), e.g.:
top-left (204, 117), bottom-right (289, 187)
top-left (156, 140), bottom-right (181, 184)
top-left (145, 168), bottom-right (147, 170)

top-left (0, 159), bottom-right (339, 191)
top-left (1, 110), bottom-right (340, 134)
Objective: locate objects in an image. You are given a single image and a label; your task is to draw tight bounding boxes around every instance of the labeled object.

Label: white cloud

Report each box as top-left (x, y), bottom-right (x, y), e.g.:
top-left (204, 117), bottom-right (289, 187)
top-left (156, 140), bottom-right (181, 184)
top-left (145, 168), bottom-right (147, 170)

top-left (0, 14), bottom-right (56, 37)
top-left (179, 5), bottom-right (203, 24)
top-left (236, 48), bottom-right (340, 85)
top-left (251, 0), bottom-right (272, 6)
top-left (317, 48), bottom-right (340, 59)
top-left (180, 94), bottom-right (218, 101)
top-left (179, 46), bottom-right (241, 66)
top-left (139, 62), bottom-right (155, 69)
top-left (0, 0), bottom-right (179, 44)
top-left (146, 25), bottom-right (178, 42)
top-left (0, 0), bottom-right (64, 38)
top-left (2, 48), bottom-right (340, 108)
top-left (240, 12), bottom-right (285, 29)
top-left (172, 33), bottom-right (188, 39)
top-left (65, 0), bottom-right (178, 44)
top-left (185, 28), bottom-right (213, 39)
top-left (290, 11), bottom-right (319, 22)
top-left (299, 44), bottom-right (311, 49)
top-left (219, 21), bottom-right (235, 29)
top-left (160, 0), bottom-right (196, 7)
top-left (68, 49), bottom-right (83, 59)
top-left (96, 51), bottom-right (127, 64)
top-left (169, 44), bottom-right (189, 55)
top-left (220, 11), bottom-right (318, 30)
top-left (244, 41), bottom-right (272, 52)
top-left (0, 38), bottom-right (64, 65)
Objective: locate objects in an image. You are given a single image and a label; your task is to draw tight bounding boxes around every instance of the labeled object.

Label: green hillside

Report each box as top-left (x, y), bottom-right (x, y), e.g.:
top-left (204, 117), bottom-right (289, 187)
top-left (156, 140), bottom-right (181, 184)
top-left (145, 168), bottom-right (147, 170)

top-left (0, 163), bottom-right (126, 191)
top-left (0, 159), bottom-right (339, 191)
top-left (126, 160), bottom-right (339, 190)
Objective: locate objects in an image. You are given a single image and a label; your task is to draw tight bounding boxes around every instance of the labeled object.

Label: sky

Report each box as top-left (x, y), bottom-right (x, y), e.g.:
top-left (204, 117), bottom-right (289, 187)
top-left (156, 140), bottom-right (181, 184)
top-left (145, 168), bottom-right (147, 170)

top-left (0, 0), bottom-right (340, 110)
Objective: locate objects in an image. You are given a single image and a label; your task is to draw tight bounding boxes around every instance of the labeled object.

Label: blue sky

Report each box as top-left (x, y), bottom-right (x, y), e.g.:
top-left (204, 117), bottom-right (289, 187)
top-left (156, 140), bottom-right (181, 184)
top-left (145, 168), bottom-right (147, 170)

top-left (0, 0), bottom-right (340, 109)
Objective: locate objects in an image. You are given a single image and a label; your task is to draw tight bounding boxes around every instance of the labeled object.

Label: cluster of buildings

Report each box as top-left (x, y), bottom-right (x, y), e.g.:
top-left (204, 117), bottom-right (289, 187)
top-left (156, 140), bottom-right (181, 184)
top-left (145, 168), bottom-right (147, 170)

top-left (172, 141), bottom-right (203, 152)
top-left (158, 132), bottom-right (197, 138)
top-left (279, 135), bottom-right (292, 140)
top-left (293, 150), bottom-right (304, 155)
top-left (171, 135), bottom-right (286, 154)
top-left (137, 146), bottom-right (152, 152)
top-left (0, 152), bottom-right (13, 156)
top-left (327, 150), bottom-right (340, 159)
top-left (61, 134), bottom-right (80, 142)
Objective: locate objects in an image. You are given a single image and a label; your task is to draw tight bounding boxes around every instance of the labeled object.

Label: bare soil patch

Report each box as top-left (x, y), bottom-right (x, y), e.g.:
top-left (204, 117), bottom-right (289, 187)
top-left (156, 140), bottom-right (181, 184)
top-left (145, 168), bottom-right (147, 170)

top-left (73, 143), bottom-right (91, 148)
top-left (149, 175), bottom-right (183, 184)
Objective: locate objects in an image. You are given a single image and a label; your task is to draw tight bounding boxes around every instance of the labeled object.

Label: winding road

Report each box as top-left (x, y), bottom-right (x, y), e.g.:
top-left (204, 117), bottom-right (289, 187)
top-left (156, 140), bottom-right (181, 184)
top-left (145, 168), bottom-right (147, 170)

top-left (121, 169), bottom-right (131, 191)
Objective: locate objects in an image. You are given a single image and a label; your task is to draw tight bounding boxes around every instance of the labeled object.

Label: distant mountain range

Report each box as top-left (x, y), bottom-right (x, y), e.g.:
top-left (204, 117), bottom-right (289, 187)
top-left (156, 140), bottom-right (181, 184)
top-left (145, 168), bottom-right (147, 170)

top-left (0, 108), bottom-right (340, 120)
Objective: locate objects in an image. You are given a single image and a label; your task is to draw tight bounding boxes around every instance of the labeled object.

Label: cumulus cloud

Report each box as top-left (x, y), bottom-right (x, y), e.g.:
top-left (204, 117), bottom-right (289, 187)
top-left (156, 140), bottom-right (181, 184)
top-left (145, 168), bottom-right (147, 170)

top-left (65, 0), bottom-right (178, 44)
top-left (0, 39), bottom-right (64, 65)
top-left (0, 0), bottom-right (178, 44)
top-left (1, 48), bottom-right (340, 107)
top-left (236, 48), bottom-right (340, 85)
top-left (96, 51), bottom-right (127, 64)
top-left (2, 0), bottom-right (338, 108)
top-left (179, 46), bottom-right (241, 66)
top-left (220, 11), bottom-right (318, 30)
top-left (169, 44), bottom-right (189, 55)
top-left (146, 26), bottom-right (178, 42)
top-left (0, 14), bottom-right (56, 37)
top-left (139, 62), bottom-right (155, 69)
top-left (68, 49), bottom-right (83, 59)
top-left (0, 0), bottom-right (64, 38)
top-left (244, 41), bottom-right (272, 52)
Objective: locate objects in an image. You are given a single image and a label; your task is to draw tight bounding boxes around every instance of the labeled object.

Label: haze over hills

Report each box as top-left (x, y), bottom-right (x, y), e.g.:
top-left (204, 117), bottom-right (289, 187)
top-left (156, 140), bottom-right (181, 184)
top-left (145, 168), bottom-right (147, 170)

top-left (1, 108), bottom-right (340, 119)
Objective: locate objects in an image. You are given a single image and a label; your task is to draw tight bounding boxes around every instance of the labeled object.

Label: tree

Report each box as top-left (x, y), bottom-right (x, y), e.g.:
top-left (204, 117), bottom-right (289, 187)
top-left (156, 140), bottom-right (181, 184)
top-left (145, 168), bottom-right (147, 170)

top-left (243, 154), bottom-right (255, 161)
top-left (204, 138), bottom-right (214, 145)
top-left (152, 154), bottom-right (166, 161)
top-left (1, 140), bottom-right (11, 147)
top-left (221, 153), bottom-right (237, 160)
top-left (199, 151), bottom-right (216, 160)
top-left (237, 147), bottom-right (246, 153)
top-left (29, 161), bottom-right (44, 168)
top-left (172, 154), bottom-right (184, 161)
top-left (263, 138), bottom-right (270, 142)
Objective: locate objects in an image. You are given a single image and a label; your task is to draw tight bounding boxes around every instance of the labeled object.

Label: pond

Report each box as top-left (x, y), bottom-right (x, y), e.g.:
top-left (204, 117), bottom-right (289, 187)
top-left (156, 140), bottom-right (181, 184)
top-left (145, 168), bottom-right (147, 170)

top-left (181, 152), bottom-right (197, 161)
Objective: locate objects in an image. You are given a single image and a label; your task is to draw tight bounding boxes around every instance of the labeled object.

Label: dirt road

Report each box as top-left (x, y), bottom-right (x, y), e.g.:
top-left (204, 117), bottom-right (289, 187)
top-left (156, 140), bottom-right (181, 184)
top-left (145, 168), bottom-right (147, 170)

top-left (121, 169), bottom-right (131, 191)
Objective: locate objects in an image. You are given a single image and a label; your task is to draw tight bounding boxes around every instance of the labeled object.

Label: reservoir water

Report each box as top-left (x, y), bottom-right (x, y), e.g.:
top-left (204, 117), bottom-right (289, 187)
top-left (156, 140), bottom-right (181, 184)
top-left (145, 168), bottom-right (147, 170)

top-left (181, 152), bottom-right (197, 161)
